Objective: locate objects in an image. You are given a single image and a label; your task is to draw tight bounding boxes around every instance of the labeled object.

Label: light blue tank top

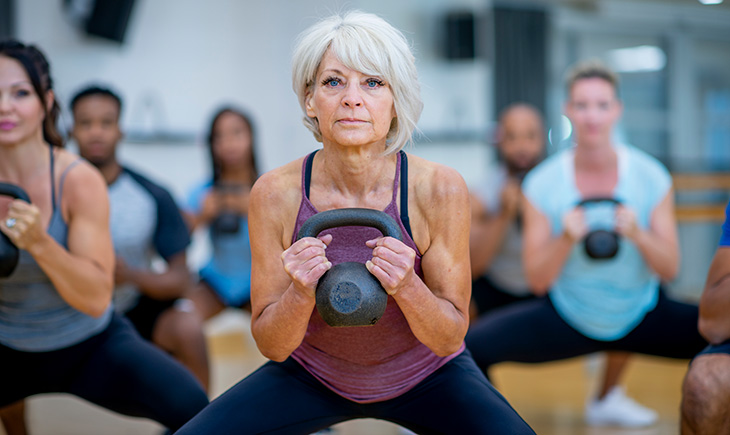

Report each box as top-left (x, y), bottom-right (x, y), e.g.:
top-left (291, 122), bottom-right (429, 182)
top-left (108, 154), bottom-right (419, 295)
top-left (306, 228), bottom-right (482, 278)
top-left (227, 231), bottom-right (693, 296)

top-left (522, 144), bottom-right (671, 341)
top-left (0, 149), bottom-right (112, 351)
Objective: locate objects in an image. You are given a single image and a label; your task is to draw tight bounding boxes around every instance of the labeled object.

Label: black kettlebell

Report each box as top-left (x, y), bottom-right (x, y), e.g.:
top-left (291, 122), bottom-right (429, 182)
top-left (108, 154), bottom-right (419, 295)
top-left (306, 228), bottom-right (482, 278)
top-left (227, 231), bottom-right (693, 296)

top-left (0, 183), bottom-right (31, 277)
top-left (297, 208), bottom-right (403, 327)
top-left (577, 197), bottom-right (621, 260)
top-left (212, 211), bottom-right (241, 234)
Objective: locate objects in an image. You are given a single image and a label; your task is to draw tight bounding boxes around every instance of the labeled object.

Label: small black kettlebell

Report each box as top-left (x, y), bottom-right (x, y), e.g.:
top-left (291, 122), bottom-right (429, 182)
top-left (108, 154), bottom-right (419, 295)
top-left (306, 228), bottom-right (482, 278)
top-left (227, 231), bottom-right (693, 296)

top-left (577, 197), bottom-right (621, 260)
top-left (297, 208), bottom-right (403, 327)
top-left (0, 183), bottom-right (31, 278)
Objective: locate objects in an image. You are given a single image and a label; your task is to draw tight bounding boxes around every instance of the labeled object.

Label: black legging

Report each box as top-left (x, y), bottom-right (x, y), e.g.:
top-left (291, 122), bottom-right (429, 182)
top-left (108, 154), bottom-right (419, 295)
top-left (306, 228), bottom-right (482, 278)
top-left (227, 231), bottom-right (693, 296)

top-left (175, 350), bottom-right (536, 435)
top-left (0, 313), bottom-right (209, 431)
top-left (465, 290), bottom-right (707, 374)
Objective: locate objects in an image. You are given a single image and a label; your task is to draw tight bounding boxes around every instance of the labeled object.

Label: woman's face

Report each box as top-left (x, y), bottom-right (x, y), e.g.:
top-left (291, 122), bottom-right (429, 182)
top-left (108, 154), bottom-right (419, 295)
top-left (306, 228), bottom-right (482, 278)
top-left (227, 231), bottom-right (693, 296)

top-left (306, 49), bottom-right (395, 149)
top-left (565, 77), bottom-right (622, 148)
top-left (212, 111), bottom-right (252, 167)
top-left (0, 56), bottom-right (46, 148)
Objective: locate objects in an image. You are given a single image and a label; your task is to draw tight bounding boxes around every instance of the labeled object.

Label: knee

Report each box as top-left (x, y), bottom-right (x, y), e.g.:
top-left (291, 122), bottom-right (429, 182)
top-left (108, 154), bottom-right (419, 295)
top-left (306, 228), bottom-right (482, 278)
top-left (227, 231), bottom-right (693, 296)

top-left (681, 357), bottom-right (730, 424)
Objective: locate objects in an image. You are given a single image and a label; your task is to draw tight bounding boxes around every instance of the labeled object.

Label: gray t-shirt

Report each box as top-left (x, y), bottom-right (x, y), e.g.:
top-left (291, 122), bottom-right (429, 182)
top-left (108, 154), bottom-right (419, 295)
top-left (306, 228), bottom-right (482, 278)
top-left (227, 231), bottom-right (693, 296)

top-left (472, 164), bottom-right (529, 295)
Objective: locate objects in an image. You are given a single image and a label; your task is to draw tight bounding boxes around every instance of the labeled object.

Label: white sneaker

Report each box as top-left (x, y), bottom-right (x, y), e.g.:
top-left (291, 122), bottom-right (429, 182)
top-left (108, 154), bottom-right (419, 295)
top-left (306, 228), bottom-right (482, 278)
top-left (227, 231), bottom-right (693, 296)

top-left (585, 386), bottom-right (658, 427)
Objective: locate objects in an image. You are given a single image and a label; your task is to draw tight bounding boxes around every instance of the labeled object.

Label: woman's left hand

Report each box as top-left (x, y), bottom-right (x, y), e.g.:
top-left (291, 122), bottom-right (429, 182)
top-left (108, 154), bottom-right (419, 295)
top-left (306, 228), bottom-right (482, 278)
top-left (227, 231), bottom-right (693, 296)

top-left (1, 199), bottom-right (46, 251)
top-left (615, 205), bottom-right (640, 241)
top-left (365, 237), bottom-right (417, 296)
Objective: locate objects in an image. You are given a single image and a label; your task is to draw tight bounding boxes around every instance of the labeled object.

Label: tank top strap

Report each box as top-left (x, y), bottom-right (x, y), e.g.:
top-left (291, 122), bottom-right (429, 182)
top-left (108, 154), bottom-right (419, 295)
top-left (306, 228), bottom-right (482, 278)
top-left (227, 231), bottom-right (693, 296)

top-left (396, 151), bottom-right (413, 239)
top-left (302, 150), bottom-right (319, 199)
top-left (49, 146), bottom-right (57, 211)
top-left (55, 158), bottom-right (84, 209)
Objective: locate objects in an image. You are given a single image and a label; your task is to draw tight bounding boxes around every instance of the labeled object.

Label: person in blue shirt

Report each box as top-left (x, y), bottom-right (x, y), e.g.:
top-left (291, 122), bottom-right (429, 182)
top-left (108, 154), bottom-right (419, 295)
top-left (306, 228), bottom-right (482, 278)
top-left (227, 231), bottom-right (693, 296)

top-left (465, 59), bottom-right (707, 428)
top-left (681, 201), bottom-right (730, 434)
top-left (184, 107), bottom-right (258, 320)
top-left (469, 102), bottom-right (660, 426)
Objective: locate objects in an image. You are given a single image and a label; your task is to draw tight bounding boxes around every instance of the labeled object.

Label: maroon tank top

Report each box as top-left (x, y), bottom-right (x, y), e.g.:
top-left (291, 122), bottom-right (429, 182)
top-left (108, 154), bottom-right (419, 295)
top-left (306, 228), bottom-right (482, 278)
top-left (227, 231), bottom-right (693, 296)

top-left (290, 151), bottom-right (464, 403)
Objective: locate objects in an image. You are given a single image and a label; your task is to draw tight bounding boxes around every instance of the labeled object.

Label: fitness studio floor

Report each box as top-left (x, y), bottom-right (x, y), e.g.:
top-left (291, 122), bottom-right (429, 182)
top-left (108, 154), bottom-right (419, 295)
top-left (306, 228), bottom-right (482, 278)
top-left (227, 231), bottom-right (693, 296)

top-left (9, 310), bottom-right (687, 435)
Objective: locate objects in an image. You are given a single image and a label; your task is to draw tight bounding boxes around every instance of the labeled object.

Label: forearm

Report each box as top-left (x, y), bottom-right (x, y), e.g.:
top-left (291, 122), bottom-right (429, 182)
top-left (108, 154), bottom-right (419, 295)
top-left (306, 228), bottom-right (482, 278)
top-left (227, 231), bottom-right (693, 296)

top-left (30, 235), bottom-right (112, 317)
top-left (699, 274), bottom-right (730, 344)
top-left (252, 284), bottom-right (317, 361)
top-left (393, 281), bottom-right (468, 356)
top-left (127, 269), bottom-right (190, 300)
top-left (525, 233), bottom-right (574, 294)
top-left (632, 229), bottom-right (679, 281)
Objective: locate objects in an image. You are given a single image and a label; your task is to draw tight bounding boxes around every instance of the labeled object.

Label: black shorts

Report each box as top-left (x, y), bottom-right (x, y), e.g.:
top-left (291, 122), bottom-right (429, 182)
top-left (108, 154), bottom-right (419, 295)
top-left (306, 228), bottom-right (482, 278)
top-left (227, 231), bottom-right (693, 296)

top-left (696, 339), bottom-right (730, 358)
top-left (471, 275), bottom-right (537, 317)
top-left (123, 295), bottom-right (177, 341)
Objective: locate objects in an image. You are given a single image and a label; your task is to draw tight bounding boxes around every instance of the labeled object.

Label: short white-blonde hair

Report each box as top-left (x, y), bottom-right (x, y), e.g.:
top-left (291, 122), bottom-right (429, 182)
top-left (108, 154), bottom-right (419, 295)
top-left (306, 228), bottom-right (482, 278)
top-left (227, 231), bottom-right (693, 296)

top-left (291, 10), bottom-right (423, 155)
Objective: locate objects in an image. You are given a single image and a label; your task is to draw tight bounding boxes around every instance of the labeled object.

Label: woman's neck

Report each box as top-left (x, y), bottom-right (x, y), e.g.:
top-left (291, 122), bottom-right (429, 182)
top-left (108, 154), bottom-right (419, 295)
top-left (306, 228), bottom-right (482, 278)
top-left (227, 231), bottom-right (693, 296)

top-left (219, 163), bottom-right (254, 185)
top-left (0, 137), bottom-right (50, 183)
top-left (317, 145), bottom-right (396, 201)
top-left (574, 142), bottom-right (617, 172)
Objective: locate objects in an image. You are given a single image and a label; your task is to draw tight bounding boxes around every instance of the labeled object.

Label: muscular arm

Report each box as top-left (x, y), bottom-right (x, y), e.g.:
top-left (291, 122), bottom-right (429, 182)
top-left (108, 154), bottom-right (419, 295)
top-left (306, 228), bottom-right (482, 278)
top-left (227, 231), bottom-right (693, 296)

top-left (377, 161), bottom-right (471, 356)
top-left (698, 248), bottom-right (730, 344)
top-left (522, 198), bottom-right (574, 295)
top-left (119, 252), bottom-right (190, 300)
top-left (9, 163), bottom-right (114, 317)
top-left (249, 165), bottom-right (323, 362)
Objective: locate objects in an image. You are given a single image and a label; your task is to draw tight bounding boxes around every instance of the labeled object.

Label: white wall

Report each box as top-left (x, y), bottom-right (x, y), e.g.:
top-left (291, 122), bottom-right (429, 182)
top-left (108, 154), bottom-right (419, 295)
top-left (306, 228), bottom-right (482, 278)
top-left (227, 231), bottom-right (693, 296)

top-left (17, 0), bottom-right (494, 193)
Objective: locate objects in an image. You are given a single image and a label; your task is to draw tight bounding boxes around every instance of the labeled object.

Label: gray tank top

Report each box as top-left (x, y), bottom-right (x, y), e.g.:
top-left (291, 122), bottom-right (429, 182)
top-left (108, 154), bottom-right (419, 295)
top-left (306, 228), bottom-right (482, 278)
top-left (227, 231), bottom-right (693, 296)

top-left (0, 147), bottom-right (112, 351)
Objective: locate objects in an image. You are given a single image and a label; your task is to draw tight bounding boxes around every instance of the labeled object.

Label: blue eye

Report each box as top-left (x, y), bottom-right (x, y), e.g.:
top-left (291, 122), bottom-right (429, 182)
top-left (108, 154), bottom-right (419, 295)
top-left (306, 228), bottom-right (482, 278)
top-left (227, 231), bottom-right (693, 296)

top-left (329, 80), bottom-right (339, 86)
top-left (366, 79), bottom-right (384, 88)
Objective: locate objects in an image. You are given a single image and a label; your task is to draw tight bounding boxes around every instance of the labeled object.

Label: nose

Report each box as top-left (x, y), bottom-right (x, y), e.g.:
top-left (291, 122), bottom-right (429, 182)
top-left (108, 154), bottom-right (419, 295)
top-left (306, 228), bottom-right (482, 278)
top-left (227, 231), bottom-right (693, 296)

top-left (342, 83), bottom-right (363, 108)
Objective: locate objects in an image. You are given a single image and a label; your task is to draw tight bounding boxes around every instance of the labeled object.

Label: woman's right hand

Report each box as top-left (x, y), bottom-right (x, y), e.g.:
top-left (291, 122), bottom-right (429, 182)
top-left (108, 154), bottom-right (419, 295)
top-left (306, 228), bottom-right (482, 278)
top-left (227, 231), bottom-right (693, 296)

top-left (562, 207), bottom-right (588, 243)
top-left (280, 234), bottom-right (333, 298)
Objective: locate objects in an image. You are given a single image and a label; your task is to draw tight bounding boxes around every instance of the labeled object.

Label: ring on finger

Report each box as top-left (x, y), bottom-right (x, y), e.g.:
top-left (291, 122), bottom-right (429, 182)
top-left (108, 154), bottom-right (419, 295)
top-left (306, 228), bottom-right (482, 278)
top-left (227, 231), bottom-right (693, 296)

top-left (5, 218), bottom-right (16, 229)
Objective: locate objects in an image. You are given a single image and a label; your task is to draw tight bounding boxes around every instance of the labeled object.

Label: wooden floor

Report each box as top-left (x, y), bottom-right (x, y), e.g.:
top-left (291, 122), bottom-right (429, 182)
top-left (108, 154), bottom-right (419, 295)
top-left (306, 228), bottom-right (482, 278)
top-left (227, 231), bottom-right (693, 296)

top-left (5, 310), bottom-right (690, 435)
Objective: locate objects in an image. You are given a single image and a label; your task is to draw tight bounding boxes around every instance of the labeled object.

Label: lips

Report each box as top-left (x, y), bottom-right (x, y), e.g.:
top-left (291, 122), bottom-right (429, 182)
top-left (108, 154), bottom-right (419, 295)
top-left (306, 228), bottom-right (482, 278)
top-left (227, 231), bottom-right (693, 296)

top-left (0, 121), bottom-right (17, 131)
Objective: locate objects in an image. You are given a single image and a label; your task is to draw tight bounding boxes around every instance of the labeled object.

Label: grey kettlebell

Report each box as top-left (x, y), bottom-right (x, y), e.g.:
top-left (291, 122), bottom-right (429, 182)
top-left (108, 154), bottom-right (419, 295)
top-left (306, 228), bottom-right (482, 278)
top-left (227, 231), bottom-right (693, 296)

top-left (297, 208), bottom-right (403, 327)
top-left (577, 197), bottom-right (621, 260)
top-left (0, 183), bottom-right (31, 277)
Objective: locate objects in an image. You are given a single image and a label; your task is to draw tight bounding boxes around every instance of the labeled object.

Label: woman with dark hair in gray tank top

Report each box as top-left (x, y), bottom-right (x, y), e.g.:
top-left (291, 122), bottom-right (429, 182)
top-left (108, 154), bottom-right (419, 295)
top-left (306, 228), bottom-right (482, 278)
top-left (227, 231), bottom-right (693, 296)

top-left (177, 11), bottom-right (534, 435)
top-left (0, 39), bottom-right (208, 434)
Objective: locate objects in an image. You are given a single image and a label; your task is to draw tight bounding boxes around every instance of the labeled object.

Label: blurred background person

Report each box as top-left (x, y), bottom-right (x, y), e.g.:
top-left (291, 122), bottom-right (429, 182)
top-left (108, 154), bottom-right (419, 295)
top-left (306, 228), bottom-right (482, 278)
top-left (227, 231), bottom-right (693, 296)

top-left (681, 199), bottom-right (730, 434)
top-left (465, 60), bottom-right (707, 428)
top-left (0, 39), bottom-right (208, 435)
top-left (184, 107), bottom-right (259, 320)
top-left (71, 84), bottom-right (210, 390)
top-left (469, 101), bottom-right (659, 426)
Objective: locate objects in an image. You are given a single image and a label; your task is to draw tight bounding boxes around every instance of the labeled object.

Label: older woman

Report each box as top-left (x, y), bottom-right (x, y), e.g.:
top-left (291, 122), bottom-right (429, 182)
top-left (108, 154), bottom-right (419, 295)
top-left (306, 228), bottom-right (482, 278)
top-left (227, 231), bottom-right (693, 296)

top-left (0, 39), bottom-right (208, 434)
top-left (175, 11), bottom-right (534, 435)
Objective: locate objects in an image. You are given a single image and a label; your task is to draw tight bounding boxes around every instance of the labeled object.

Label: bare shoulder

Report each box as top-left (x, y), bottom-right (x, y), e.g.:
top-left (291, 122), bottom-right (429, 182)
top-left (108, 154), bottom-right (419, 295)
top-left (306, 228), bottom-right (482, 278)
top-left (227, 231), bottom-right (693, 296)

top-left (406, 153), bottom-right (469, 208)
top-left (250, 157), bottom-right (307, 245)
top-left (54, 150), bottom-right (107, 198)
top-left (251, 158), bottom-right (304, 209)
top-left (53, 149), bottom-right (108, 219)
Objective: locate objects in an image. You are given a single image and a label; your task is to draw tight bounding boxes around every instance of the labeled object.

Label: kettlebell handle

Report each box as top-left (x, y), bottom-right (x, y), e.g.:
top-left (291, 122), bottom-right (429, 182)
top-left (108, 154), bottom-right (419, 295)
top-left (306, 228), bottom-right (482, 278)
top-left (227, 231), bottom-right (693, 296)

top-left (297, 208), bottom-right (403, 242)
top-left (577, 197), bottom-right (621, 208)
top-left (0, 183), bottom-right (31, 203)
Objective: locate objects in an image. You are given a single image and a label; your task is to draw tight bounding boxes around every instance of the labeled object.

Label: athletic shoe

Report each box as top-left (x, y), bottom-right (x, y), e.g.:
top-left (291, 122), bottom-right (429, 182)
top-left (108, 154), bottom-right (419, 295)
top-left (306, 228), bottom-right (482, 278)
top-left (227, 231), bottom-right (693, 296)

top-left (585, 386), bottom-right (658, 427)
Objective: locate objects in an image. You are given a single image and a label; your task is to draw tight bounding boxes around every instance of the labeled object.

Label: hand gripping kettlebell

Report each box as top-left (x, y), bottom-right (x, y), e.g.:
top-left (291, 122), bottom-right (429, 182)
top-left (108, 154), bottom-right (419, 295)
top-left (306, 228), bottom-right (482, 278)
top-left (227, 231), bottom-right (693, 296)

top-left (0, 183), bottom-right (31, 277)
top-left (577, 197), bottom-right (621, 260)
top-left (297, 208), bottom-right (403, 327)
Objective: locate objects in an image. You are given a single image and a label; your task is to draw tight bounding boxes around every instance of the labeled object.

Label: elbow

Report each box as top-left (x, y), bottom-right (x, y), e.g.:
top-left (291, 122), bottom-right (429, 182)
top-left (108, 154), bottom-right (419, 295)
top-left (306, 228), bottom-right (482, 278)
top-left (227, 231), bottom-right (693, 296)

top-left (698, 317), bottom-right (728, 345)
top-left (525, 273), bottom-right (550, 296)
top-left (258, 347), bottom-right (291, 362)
top-left (433, 341), bottom-right (463, 358)
top-left (87, 293), bottom-right (112, 318)
top-left (88, 279), bottom-right (113, 318)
